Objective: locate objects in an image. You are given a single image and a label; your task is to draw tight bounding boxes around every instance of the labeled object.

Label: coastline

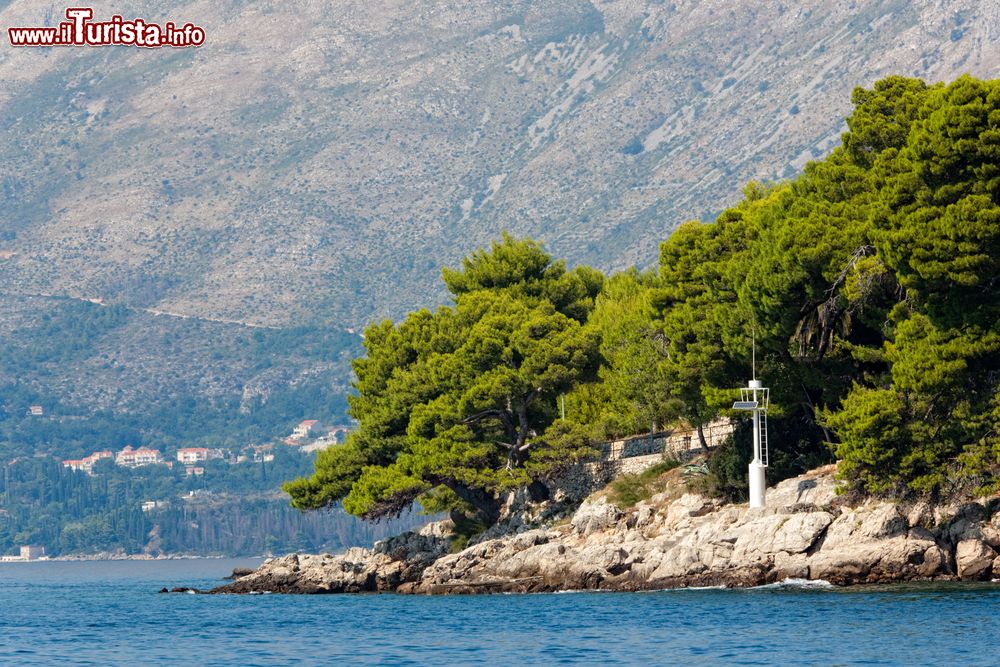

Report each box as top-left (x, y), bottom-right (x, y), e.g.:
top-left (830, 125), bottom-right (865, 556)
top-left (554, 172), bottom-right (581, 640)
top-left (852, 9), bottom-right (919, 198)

top-left (54, 553), bottom-right (238, 562)
top-left (0, 554), bottom-right (263, 563)
top-left (205, 465), bottom-right (1000, 595)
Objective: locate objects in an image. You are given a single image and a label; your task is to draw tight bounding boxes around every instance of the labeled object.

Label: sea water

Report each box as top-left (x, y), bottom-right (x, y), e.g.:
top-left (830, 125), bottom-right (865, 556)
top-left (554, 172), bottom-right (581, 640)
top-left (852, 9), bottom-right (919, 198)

top-left (1, 559), bottom-right (998, 666)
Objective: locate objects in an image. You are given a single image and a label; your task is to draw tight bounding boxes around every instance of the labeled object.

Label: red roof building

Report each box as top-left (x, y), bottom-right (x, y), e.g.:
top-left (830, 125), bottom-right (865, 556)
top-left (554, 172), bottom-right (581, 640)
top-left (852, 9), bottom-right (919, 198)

top-left (116, 446), bottom-right (164, 468)
top-left (62, 451), bottom-right (114, 474)
top-left (289, 419), bottom-right (321, 442)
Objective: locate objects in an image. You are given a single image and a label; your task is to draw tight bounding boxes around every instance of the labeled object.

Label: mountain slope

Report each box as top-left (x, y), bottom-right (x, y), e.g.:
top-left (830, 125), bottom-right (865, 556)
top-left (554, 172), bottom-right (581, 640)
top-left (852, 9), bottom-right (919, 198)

top-left (0, 0), bottom-right (996, 329)
top-left (0, 294), bottom-right (359, 457)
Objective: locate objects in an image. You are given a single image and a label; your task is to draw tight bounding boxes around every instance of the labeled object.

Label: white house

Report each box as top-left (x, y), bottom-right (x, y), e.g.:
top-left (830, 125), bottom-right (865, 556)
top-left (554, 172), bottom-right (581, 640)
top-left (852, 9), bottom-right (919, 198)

top-left (176, 447), bottom-right (209, 465)
top-left (290, 420), bottom-right (320, 441)
top-left (116, 446), bottom-right (164, 467)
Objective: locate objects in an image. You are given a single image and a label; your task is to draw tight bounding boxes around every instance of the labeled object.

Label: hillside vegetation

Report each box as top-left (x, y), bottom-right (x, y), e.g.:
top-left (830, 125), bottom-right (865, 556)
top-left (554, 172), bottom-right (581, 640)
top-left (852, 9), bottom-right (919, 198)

top-left (288, 76), bottom-right (1000, 527)
top-left (0, 446), bottom-right (421, 556)
top-left (0, 297), bottom-right (360, 461)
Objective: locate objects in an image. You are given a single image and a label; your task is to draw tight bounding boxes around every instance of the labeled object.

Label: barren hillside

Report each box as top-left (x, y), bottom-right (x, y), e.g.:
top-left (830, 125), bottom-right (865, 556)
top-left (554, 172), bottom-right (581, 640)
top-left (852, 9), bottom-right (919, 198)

top-left (0, 0), bottom-right (996, 327)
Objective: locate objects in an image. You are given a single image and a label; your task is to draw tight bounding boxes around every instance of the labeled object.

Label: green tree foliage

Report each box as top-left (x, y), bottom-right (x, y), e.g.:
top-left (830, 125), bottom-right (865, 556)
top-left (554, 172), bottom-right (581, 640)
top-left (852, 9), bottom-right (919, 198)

top-left (843, 76), bottom-right (929, 167)
top-left (654, 198), bottom-right (759, 444)
top-left (829, 76), bottom-right (1000, 496)
top-left (630, 75), bottom-right (1000, 498)
top-left (595, 75), bottom-right (1000, 498)
top-left (291, 75), bottom-right (1000, 519)
top-left (581, 270), bottom-right (678, 436)
top-left (875, 76), bottom-right (1000, 325)
top-left (286, 235), bottom-right (603, 522)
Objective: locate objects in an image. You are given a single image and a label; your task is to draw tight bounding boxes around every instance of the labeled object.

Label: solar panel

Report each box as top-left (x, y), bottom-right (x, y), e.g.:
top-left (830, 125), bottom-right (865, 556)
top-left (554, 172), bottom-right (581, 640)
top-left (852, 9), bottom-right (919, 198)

top-left (732, 401), bottom-right (758, 410)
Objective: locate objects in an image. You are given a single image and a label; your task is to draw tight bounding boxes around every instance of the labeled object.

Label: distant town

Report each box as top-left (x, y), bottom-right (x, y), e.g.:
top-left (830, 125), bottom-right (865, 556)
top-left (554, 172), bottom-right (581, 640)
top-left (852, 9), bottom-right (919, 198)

top-left (58, 418), bottom-right (351, 478)
top-left (0, 417), bottom-right (356, 560)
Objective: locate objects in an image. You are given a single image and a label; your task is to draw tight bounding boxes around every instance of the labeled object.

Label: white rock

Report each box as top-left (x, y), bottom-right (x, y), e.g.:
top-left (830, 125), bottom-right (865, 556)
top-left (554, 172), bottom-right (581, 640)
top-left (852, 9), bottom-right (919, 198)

top-left (571, 497), bottom-right (623, 536)
top-left (956, 538), bottom-right (996, 580)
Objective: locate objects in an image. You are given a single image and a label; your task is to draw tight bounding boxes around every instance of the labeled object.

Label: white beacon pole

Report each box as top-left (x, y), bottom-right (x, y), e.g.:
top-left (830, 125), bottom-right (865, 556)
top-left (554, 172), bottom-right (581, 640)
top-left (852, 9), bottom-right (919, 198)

top-left (747, 379), bottom-right (767, 509)
top-left (733, 333), bottom-right (769, 508)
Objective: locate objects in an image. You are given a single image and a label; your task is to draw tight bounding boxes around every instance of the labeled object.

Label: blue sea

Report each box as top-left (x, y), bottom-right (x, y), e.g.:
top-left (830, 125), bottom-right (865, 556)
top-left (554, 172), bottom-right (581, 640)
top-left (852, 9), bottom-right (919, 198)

top-left (1, 559), bottom-right (998, 666)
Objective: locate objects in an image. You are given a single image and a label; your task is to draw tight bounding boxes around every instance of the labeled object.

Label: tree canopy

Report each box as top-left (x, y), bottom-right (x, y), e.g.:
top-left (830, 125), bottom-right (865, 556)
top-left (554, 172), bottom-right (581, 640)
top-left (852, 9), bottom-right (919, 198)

top-left (285, 235), bottom-right (602, 522)
top-left (290, 75), bottom-right (1000, 524)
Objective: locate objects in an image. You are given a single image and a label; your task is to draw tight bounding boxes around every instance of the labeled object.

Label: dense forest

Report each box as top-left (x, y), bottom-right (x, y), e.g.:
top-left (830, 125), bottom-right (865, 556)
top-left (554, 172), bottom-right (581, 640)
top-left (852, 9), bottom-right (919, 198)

top-left (287, 75), bottom-right (1000, 528)
top-left (0, 446), bottom-right (419, 556)
top-left (0, 299), bottom-right (358, 462)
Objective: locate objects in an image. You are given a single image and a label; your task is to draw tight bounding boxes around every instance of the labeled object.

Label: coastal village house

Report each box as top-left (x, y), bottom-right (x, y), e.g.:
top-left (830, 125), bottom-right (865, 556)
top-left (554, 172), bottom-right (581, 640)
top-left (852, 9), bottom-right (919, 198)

top-left (285, 419), bottom-right (320, 444)
top-left (20, 545), bottom-right (44, 560)
top-left (176, 447), bottom-right (209, 465)
top-left (176, 447), bottom-right (225, 465)
top-left (115, 446), bottom-right (164, 468)
top-left (293, 419), bottom-right (319, 439)
top-left (2, 545), bottom-right (47, 561)
top-left (299, 426), bottom-right (350, 454)
top-left (60, 443), bottom-right (272, 477)
top-left (61, 451), bottom-right (113, 474)
top-left (141, 500), bottom-right (169, 513)
top-left (250, 444), bottom-right (275, 463)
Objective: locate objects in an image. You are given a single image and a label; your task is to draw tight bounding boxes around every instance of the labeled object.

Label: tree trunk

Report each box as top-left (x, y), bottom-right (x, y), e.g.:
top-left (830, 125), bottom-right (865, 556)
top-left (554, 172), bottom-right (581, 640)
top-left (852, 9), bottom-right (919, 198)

top-left (697, 422), bottom-right (709, 454)
top-left (799, 382), bottom-right (834, 444)
top-left (445, 481), bottom-right (501, 526)
top-left (510, 401), bottom-right (532, 467)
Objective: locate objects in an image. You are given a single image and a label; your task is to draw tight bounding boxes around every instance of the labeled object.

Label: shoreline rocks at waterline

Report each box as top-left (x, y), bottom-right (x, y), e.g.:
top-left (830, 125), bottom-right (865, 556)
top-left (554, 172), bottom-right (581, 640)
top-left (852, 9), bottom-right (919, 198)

top-left (206, 466), bottom-right (1000, 595)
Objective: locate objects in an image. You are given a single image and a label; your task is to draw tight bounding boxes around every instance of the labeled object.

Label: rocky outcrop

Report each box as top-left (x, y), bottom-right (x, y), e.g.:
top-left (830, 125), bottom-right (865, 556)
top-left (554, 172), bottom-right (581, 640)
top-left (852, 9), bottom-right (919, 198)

top-left (210, 466), bottom-right (1000, 594)
top-left (413, 466), bottom-right (950, 593)
top-left (212, 522), bottom-right (453, 594)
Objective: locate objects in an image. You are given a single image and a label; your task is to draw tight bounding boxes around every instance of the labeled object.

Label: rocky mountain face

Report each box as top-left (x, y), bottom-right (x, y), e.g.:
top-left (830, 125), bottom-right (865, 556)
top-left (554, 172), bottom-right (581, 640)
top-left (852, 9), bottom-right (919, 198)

top-left (209, 465), bottom-right (1000, 594)
top-left (1, 1), bottom-right (998, 450)
top-left (1, 0), bottom-right (997, 329)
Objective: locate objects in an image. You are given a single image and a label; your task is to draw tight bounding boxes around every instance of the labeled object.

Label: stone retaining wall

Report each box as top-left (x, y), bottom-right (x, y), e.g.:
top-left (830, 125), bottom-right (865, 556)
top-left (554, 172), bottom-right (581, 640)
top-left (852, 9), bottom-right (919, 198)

top-left (552, 420), bottom-right (734, 502)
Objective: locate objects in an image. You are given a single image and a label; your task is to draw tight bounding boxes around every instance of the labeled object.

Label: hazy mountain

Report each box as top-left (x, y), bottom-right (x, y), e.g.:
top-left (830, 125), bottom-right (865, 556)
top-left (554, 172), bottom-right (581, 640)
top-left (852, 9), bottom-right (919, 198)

top-left (1, 0), bottom-right (997, 327)
top-left (0, 0), bottom-right (997, 452)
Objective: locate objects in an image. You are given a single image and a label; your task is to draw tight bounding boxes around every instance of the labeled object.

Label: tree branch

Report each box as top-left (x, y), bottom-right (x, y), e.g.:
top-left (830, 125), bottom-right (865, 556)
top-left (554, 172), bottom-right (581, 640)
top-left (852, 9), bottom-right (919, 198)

top-left (463, 409), bottom-right (504, 424)
top-left (464, 408), bottom-right (517, 442)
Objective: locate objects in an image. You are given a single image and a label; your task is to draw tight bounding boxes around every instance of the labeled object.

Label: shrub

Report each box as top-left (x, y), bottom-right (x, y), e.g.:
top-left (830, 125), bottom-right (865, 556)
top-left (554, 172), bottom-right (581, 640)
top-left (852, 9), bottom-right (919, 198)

top-left (608, 457), bottom-right (682, 507)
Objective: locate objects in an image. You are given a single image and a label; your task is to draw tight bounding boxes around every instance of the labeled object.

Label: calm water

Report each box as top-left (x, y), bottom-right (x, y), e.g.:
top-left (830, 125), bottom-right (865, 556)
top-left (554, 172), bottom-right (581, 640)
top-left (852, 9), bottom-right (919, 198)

top-left (0, 559), bottom-right (998, 666)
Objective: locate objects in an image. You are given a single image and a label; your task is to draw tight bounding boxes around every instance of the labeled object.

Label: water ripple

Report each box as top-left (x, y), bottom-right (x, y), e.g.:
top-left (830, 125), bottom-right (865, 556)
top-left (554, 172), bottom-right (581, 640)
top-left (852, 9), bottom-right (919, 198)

top-left (1, 560), bottom-right (999, 666)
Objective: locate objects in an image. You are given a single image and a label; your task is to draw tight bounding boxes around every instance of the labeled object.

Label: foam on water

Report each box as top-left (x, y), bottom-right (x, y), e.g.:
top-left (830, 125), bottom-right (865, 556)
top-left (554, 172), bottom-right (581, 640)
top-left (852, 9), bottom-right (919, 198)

top-left (638, 584), bottom-right (729, 592)
top-left (753, 577), bottom-right (836, 590)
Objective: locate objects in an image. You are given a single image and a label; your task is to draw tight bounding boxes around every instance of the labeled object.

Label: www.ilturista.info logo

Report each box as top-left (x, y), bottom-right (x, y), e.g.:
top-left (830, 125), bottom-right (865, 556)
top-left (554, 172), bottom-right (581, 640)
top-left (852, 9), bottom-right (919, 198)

top-left (8, 7), bottom-right (205, 48)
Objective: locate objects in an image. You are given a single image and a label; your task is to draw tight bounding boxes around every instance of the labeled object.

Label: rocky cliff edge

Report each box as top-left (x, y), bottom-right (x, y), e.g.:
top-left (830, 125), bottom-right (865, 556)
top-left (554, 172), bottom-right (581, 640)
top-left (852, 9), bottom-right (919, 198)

top-left (210, 465), bottom-right (1000, 594)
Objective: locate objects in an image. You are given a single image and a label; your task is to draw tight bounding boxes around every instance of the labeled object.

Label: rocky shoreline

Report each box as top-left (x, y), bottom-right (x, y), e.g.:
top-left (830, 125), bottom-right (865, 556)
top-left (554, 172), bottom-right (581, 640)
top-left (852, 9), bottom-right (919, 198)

top-left (203, 466), bottom-right (1000, 595)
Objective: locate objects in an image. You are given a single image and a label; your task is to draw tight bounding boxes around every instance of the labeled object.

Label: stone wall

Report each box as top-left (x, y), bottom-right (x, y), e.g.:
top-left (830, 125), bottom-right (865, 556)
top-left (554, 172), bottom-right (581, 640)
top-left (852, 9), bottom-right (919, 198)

top-left (596, 420), bottom-right (734, 462)
top-left (552, 420), bottom-right (735, 503)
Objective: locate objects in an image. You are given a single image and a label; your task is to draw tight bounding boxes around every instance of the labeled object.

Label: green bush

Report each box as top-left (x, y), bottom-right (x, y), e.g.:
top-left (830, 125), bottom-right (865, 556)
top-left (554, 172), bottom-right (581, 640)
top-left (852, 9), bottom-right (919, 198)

top-left (608, 458), bottom-right (682, 507)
